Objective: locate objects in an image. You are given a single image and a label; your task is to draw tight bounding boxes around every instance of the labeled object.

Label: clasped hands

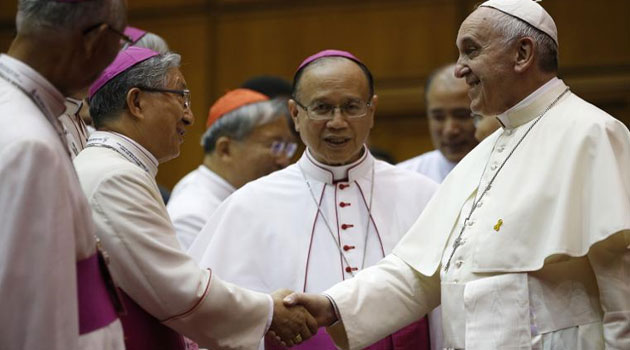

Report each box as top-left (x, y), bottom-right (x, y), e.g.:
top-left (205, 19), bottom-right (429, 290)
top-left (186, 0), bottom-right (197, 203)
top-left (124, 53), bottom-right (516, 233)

top-left (268, 289), bottom-right (338, 347)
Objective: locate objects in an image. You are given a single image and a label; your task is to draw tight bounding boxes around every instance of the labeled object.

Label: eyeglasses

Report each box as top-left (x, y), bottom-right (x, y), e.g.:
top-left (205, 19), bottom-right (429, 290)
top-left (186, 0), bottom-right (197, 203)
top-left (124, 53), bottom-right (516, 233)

top-left (270, 141), bottom-right (298, 158)
top-left (83, 23), bottom-right (133, 46)
top-left (137, 86), bottom-right (191, 110)
top-left (293, 98), bottom-right (373, 121)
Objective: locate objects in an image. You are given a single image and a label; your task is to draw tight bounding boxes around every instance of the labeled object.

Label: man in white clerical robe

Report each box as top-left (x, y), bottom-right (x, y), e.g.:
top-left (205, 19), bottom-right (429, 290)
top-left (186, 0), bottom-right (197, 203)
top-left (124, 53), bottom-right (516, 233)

top-left (189, 49), bottom-right (438, 350)
top-left (168, 89), bottom-right (296, 250)
top-left (75, 47), bottom-right (316, 350)
top-left (0, 1), bottom-right (128, 349)
top-left (283, 1), bottom-right (630, 349)
top-left (398, 63), bottom-right (477, 184)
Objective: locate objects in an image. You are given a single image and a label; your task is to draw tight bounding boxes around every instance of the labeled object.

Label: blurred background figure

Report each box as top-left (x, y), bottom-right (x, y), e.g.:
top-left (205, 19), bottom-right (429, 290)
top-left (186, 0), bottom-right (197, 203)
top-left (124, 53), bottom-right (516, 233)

top-left (241, 75), bottom-right (292, 98)
top-left (123, 26), bottom-right (169, 53)
top-left (398, 63), bottom-right (478, 183)
top-left (167, 88), bottom-right (297, 250)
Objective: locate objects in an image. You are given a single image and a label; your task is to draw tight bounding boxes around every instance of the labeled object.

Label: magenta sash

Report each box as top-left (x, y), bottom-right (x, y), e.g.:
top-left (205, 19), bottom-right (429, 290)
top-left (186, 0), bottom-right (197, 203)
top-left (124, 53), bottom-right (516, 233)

top-left (265, 317), bottom-right (429, 350)
top-left (77, 253), bottom-right (118, 334)
top-left (118, 290), bottom-right (186, 350)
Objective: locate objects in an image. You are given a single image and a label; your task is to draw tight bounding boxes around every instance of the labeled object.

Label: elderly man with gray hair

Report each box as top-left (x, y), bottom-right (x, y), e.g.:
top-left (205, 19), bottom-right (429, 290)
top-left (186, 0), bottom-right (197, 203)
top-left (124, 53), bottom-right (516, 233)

top-left (75, 46), bottom-right (316, 350)
top-left (168, 88), bottom-right (297, 250)
top-left (0, 0), bottom-right (127, 349)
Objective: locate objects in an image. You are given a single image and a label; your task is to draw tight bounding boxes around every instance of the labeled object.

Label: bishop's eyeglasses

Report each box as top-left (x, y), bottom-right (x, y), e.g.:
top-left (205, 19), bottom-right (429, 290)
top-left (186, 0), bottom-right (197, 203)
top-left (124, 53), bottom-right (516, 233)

top-left (136, 86), bottom-right (191, 110)
top-left (293, 98), bottom-right (373, 121)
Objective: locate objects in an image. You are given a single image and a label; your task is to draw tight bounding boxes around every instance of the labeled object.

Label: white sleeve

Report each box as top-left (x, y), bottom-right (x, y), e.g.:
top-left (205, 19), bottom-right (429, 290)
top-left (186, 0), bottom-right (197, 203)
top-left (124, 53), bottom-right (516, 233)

top-left (90, 169), bottom-right (271, 349)
top-left (324, 254), bottom-right (441, 350)
top-left (587, 230), bottom-right (630, 350)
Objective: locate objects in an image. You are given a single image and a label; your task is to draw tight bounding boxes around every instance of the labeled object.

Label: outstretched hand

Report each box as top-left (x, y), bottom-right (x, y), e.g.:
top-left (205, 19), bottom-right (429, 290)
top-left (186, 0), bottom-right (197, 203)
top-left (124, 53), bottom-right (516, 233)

top-left (268, 289), bottom-right (318, 347)
top-left (283, 292), bottom-right (338, 327)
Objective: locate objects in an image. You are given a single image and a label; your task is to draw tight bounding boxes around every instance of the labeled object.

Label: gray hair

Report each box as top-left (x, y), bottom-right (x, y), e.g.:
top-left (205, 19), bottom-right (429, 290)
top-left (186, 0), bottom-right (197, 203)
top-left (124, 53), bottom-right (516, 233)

top-left (89, 52), bottom-right (181, 128)
top-left (124, 32), bottom-right (170, 54)
top-left (490, 10), bottom-right (558, 73)
top-left (202, 98), bottom-right (290, 154)
top-left (16, 0), bottom-right (125, 34)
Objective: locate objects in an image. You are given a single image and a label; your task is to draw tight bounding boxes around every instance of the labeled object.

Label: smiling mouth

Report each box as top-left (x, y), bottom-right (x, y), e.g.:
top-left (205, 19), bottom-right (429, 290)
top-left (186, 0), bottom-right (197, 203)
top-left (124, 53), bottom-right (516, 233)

top-left (324, 137), bottom-right (351, 147)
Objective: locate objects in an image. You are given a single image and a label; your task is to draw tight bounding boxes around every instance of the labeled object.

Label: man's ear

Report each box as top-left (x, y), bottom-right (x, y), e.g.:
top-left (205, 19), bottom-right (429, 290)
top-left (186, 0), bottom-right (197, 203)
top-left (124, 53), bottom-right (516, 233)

top-left (368, 94), bottom-right (378, 129)
top-left (126, 88), bottom-right (144, 120)
top-left (514, 37), bottom-right (535, 73)
top-left (215, 136), bottom-right (233, 160)
top-left (288, 99), bottom-right (301, 132)
top-left (82, 23), bottom-right (109, 59)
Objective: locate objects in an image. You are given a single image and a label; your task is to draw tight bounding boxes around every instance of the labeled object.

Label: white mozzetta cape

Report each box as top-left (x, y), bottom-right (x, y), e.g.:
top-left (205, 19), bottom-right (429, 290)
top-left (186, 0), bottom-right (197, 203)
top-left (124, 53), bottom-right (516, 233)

top-left (74, 132), bottom-right (272, 350)
top-left (394, 80), bottom-right (630, 274)
top-left (325, 80), bottom-right (630, 349)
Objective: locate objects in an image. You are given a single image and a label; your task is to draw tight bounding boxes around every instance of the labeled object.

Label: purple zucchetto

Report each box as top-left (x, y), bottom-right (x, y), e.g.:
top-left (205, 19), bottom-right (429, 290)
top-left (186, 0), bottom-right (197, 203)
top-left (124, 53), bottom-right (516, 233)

top-left (123, 26), bottom-right (147, 45)
top-left (296, 49), bottom-right (364, 73)
top-left (89, 46), bottom-right (159, 98)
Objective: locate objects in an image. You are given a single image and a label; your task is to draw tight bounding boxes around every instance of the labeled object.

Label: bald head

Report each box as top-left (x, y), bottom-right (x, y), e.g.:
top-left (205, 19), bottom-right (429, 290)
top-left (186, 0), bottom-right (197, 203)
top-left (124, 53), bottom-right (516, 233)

top-left (292, 56), bottom-right (374, 101)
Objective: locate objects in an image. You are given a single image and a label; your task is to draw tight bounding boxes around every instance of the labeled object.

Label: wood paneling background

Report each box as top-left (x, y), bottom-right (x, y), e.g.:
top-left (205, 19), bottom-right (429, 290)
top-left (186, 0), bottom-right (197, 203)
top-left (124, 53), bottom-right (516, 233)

top-left (1, 0), bottom-right (629, 189)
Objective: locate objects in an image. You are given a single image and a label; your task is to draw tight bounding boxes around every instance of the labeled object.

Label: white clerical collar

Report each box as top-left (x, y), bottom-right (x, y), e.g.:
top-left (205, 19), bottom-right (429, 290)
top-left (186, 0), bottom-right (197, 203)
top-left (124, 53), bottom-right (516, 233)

top-left (87, 131), bottom-right (159, 177)
top-left (496, 77), bottom-right (566, 129)
top-left (199, 165), bottom-right (236, 196)
top-left (299, 146), bottom-right (373, 184)
top-left (0, 54), bottom-right (66, 122)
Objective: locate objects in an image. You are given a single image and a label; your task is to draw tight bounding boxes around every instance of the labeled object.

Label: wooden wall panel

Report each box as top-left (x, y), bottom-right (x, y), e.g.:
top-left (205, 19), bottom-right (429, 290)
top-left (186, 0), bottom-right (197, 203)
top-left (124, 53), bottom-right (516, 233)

top-left (0, 2), bottom-right (17, 22)
top-left (211, 1), bottom-right (460, 98)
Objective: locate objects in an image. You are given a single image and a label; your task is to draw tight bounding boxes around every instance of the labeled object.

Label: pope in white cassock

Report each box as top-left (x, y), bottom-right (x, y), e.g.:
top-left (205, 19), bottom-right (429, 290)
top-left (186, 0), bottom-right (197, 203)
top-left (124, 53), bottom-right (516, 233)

top-left (0, 0), bottom-right (129, 349)
top-left (283, 1), bottom-right (630, 350)
top-left (189, 50), bottom-right (438, 350)
top-left (74, 47), bottom-right (317, 350)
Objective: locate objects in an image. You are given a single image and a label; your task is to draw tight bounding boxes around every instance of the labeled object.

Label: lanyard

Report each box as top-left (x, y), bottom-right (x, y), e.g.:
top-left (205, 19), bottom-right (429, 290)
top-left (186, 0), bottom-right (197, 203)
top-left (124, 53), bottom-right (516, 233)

top-left (0, 59), bottom-right (69, 153)
top-left (86, 132), bottom-right (157, 176)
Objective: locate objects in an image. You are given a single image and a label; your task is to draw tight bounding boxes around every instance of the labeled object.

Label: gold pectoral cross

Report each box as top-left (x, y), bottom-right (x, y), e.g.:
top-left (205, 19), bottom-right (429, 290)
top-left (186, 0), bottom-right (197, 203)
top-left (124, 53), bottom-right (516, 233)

top-left (494, 219), bottom-right (503, 232)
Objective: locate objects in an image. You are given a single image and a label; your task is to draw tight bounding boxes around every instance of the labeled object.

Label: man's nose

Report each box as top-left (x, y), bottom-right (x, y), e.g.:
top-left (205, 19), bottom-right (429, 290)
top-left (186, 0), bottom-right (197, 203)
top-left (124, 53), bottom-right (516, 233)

top-left (454, 61), bottom-right (470, 78)
top-left (443, 117), bottom-right (461, 136)
top-left (183, 108), bottom-right (194, 126)
top-left (326, 108), bottom-right (347, 128)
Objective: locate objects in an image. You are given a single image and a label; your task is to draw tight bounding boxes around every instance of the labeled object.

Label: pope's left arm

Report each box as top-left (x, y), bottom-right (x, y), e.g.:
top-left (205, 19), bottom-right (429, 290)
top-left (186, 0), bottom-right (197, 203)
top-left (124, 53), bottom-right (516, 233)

top-left (587, 230), bottom-right (630, 349)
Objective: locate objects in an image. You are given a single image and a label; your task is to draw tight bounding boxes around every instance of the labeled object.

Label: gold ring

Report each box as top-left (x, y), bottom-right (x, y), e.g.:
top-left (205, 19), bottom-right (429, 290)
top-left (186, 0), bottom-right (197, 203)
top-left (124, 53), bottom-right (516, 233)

top-left (294, 334), bottom-right (302, 343)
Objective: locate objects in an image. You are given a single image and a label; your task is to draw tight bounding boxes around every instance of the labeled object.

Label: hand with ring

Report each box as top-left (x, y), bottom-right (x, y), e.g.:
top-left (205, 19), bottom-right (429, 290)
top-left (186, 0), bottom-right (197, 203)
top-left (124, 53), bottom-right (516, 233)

top-left (268, 289), bottom-right (317, 347)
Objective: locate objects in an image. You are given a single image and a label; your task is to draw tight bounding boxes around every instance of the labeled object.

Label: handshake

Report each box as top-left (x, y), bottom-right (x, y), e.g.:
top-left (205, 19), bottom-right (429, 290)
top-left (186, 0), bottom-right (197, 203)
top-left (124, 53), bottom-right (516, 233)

top-left (267, 289), bottom-right (338, 347)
